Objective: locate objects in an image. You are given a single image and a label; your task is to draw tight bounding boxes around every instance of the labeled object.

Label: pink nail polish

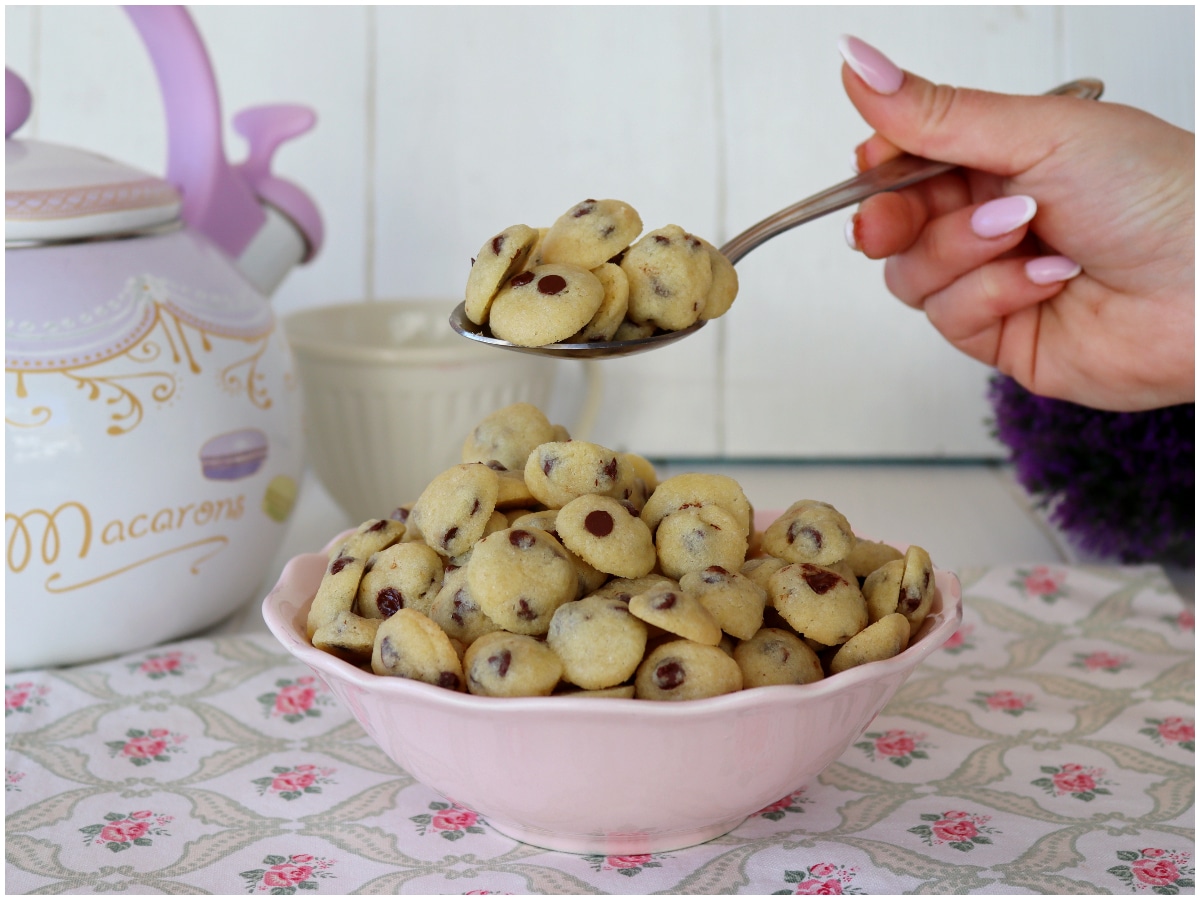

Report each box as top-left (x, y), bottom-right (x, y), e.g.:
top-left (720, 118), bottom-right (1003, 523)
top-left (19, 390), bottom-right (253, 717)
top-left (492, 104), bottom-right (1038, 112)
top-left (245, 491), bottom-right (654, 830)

top-left (837, 35), bottom-right (904, 95)
top-left (843, 215), bottom-right (860, 251)
top-left (1026, 256), bottom-right (1082, 285)
top-left (971, 195), bottom-right (1037, 239)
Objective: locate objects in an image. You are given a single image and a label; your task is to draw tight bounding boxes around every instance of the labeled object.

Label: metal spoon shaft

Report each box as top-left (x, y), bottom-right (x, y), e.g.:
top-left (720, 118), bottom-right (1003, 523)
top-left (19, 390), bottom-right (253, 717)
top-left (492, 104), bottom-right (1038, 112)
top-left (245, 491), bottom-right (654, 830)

top-left (719, 77), bottom-right (1103, 265)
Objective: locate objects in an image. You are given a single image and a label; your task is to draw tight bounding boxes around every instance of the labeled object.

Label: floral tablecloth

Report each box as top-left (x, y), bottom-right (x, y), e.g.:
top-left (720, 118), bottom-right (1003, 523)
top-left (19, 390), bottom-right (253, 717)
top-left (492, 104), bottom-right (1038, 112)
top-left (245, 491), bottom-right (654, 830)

top-left (6, 563), bottom-right (1194, 894)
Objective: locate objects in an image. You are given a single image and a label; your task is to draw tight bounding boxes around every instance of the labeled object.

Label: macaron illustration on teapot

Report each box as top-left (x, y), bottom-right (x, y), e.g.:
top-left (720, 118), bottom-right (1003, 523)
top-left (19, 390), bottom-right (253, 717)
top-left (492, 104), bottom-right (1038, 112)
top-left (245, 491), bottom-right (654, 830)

top-left (5, 6), bottom-right (323, 669)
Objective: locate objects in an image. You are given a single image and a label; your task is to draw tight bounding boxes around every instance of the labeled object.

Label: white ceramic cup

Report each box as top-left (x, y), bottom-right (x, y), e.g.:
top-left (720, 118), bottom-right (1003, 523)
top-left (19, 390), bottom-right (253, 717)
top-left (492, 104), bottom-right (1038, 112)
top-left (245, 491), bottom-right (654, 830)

top-left (284, 299), bottom-right (601, 523)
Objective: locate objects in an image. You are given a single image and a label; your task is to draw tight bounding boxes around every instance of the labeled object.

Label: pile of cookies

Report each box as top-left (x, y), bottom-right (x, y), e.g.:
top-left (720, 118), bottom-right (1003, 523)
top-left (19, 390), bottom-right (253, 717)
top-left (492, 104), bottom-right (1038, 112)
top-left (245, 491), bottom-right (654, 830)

top-left (305, 403), bottom-right (938, 702)
top-left (463, 199), bottom-right (738, 346)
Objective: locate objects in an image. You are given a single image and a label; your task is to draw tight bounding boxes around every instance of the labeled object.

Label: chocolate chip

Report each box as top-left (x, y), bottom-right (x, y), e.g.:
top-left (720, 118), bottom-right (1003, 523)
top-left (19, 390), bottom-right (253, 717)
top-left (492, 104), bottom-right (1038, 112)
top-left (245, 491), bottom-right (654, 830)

top-left (537, 274), bottom-right (568, 295)
top-left (442, 526), bottom-right (458, 548)
top-left (368, 519), bottom-right (389, 532)
top-left (584, 509), bottom-right (614, 537)
top-left (573, 200), bottom-right (597, 217)
top-left (470, 498), bottom-right (480, 515)
top-left (491, 234), bottom-right (505, 255)
top-left (900, 587), bottom-right (922, 614)
top-left (653, 234), bottom-right (670, 245)
top-left (517, 598), bottom-right (537, 621)
top-left (390, 507), bottom-right (411, 523)
top-left (489, 649), bottom-right (512, 677)
top-left (763, 639), bottom-right (790, 664)
top-left (379, 636), bottom-right (400, 669)
top-left (652, 278), bottom-right (671, 298)
top-left (376, 587), bottom-right (404, 617)
top-left (787, 522), bottom-right (823, 549)
top-left (542, 455), bottom-right (557, 476)
top-left (608, 250), bottom-right (626, 266)
top-left (330, 555), bottom-right (354, 575)
top-left (437, 671), bottom-right (461, 690)
top-left (602, 457), bottom-right (619, 482)
top-left (511, 271), bottom-right (535, 287)
top-left (601, 224), bottom-right (615, 238)
top-left (800, 564), bottom-right (841, 595)
top-left (653, 592), bottom-right (678, 611)
top-left (485, 460), bottom-right (508, 471)
top-left (701, 566), bottom-right (729, 583)
top-left (509, 529), bottom-right (536, 549)
top-left (653, 659), bottom-right (685, 690)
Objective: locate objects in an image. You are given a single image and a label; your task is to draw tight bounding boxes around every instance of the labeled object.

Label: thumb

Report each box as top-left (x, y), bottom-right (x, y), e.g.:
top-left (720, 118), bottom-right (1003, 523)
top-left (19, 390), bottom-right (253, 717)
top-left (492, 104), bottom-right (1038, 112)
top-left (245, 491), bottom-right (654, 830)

top-left (838, 35), bottom-right (1084, 177)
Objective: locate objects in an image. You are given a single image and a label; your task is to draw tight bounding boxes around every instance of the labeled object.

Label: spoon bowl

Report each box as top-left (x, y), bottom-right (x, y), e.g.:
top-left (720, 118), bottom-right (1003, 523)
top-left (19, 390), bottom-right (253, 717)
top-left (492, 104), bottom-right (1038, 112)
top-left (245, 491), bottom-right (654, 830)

top-left (450, 78), bottom-right (1103, 360)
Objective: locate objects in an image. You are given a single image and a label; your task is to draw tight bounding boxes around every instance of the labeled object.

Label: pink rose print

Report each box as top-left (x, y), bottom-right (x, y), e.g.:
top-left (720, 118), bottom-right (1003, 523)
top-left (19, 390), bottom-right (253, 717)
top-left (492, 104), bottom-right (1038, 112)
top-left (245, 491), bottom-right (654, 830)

top-left (5, 769), bottom-right (25, 792)
top-left (79, 810), bottom-right (173, 852)
top-left (1140, 716), bottom-right (1195, 752)
top-left (5, 680), bottom-right (49, 717)
top-left (1177, 609), bottom-right (1195, 631)
top-left (941, 624), bottom-right (975, 655)
top-left (909, 810), bottom-right (998, 851)
top-left (411, 800), bottom-right (486, 840)
top-left (1010, 565), bottom-right (1068, 602)
top-left (584, 852), bottom-right (667, 876)
top-left (970, 689), bottom-right (1035, 716)
top-left (253, 763), bottom-right (336, 800)
top-left (855, 729), bottom-right (932, 767)
top-left (257, 676), bottom-right (331, 724)
top-left (1070, 650), bottom-right (1131, 674)
top-left (128, 650), bottom-right (194, 680)
top-left (240, 853), bottom-right (335, 894)
top-left (105, 728), bottom-right (186, 766)
top-left (1033, 762), bottom-right (1113, 801)
top-left (779, 863), bottom-right (864, 894)
top-left (1109, 848), bottom-right (1194, 892)
top-left (755, 788), bottom-right (811, 821)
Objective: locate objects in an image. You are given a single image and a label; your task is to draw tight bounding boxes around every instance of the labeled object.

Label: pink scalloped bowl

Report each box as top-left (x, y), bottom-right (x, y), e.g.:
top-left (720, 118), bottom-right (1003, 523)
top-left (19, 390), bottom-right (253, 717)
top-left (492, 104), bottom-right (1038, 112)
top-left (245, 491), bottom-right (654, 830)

top-left (262, 511), bottom-right (962, 855)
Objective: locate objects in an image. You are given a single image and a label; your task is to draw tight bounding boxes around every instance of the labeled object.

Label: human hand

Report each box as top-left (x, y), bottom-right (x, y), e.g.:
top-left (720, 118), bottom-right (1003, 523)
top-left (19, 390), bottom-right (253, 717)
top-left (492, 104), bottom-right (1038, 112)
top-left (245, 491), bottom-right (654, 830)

top-left (838, 35), bottom-right (1194, 412)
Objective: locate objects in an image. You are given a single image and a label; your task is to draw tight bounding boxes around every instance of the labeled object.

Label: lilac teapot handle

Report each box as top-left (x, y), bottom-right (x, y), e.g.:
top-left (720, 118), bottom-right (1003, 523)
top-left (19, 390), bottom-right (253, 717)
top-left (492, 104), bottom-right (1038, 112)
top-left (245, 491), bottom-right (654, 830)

top-left (123, 6), bottom-right (322, 262)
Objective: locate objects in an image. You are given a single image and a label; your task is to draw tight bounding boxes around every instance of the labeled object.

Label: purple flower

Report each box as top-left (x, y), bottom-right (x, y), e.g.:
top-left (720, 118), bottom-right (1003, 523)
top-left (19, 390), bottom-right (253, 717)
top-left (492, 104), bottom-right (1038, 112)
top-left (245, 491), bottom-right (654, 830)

top-left (988, 375), bottom-right (1193, 566)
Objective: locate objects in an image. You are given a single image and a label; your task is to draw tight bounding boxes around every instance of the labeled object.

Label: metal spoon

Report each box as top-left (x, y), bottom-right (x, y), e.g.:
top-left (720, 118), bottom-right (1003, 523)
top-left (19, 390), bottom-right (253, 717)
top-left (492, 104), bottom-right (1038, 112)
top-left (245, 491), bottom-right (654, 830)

top-left (450, 78), bottom-right (1103, 360)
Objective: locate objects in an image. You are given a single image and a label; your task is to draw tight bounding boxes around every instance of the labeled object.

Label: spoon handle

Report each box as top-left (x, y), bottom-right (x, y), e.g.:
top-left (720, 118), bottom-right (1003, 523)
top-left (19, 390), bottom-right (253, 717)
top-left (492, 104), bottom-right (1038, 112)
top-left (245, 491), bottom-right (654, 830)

top-left (719, 77), bottom-right (1104, 265)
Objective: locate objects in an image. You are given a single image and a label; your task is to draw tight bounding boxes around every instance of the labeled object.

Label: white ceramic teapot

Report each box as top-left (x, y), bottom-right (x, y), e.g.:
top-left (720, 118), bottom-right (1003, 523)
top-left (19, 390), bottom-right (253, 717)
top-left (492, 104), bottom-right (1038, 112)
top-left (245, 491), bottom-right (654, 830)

top-left (5, 7), bottom-right (323, 669)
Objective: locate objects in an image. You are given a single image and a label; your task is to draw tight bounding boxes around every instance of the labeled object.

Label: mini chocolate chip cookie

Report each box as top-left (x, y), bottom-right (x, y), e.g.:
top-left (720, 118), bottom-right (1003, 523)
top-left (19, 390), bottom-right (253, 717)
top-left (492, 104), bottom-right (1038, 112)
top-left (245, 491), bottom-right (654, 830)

top-left (547, 595), bottom-right (648, 690)
top-left (306, 518), bottom-right (405, 639)
top-left (523, 440), bottom-right (628, 509)
top-left (463, 630), bottom-right (564, 697)
top-left (733, 626), bottom-right (824, 688)
top-left (311, 610), bottom-right (380, 666)
top-left (428, 566), bottom-right (504, 647)
top-left (411, 463), bottom-right (501, 559)
top-left (654, 504), bottom-right (748, 581)
top-left (628, 582), bottom-right (723, 646)
top-left (828, 612), bottom-right (911, 675)
top-left (357, 541), bottom-right (445, 619)
top-left (488, 264), bottom-right (605, 347)
top-left (679, 565), bottom-right (767, 641)
top-left (370, 608), bottom-right (465, 691)
top-left (845, 538), bottom-right (904, 581)
top-left (761, 500), bottom-right (855, 567)
top-left (555, 494), bottom-right (656, 578)
top-left (461, 402), bottom-right (557, 474)
top-left (622, 225), bottom-right (713, 331)
top-left (769, 562), bottom-right (868, 647)
top-left (465, 526), bottom-right (577, 635)
top-left (634, 639), bottom-right (743, 701)
top-left (464, 224), bottom-right (539, 325)
top-left (571, 262), bottom-right (630, 342)
top-left (539, 198), bottom-right (643, 271)
top-left (696, 236), bottom-right (739, 320)
top-left (640, 472), bottom-right (753, 539)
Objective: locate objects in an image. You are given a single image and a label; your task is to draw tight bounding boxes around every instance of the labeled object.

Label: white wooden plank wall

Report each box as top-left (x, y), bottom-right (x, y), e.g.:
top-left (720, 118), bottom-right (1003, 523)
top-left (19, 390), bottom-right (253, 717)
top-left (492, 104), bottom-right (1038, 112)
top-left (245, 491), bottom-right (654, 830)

top-left (6, 5), bottom-right (1193, 459)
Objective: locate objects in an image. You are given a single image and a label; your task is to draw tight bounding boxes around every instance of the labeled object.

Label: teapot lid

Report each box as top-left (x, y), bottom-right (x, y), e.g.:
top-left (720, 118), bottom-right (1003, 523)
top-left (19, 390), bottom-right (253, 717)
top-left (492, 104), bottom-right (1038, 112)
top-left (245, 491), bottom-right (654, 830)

top-left (6, 138), bottom-right (182, 246)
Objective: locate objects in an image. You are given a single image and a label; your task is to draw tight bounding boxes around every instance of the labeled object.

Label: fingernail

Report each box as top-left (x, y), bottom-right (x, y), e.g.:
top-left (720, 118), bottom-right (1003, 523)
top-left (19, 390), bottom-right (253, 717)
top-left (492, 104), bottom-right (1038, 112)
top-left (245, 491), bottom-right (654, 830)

top-left (1026, 255), bottom-right (1082, 285)
top-left (838, 35), bottom-right (904, 95)
top-left (844, 214), bottom-right (860, 251)
top-left (850, 149), bottom-right (862, 174)
top-left (971, 195), bottom-right (1037, 239)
